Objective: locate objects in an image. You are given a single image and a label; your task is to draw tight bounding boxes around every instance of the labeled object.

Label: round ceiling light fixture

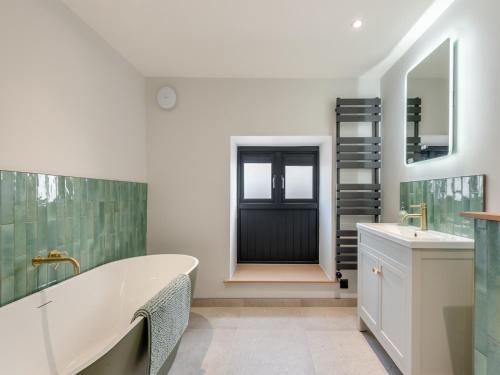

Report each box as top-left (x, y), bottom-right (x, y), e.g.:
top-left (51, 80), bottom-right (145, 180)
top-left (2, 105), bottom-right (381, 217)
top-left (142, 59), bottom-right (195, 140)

top-left (351, 19), bottom-right (363, 29)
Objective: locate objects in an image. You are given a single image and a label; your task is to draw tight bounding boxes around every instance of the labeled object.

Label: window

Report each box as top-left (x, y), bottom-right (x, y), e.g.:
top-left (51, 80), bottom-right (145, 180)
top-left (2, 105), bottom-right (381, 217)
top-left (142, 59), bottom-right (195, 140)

top-left (237, 147), bottom-right (319, 263)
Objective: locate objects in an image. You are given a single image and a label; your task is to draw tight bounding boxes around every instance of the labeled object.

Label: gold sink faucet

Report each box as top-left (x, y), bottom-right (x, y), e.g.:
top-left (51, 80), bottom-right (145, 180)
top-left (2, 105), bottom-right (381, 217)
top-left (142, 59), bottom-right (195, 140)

top-left (402, 203), bottom-right (428, 231)
top-left (32, 250), bottom-right (81, 275)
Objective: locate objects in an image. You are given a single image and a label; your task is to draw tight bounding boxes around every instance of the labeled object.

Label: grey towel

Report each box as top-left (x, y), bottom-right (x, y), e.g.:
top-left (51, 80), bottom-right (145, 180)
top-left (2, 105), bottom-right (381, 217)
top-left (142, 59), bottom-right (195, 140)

top-left (132, 274), bottom-right (192, 375)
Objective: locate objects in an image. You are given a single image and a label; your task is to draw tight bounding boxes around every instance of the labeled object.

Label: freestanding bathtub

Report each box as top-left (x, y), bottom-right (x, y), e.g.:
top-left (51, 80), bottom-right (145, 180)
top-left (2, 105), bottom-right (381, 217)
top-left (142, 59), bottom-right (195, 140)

top-left (0, 254), bottom-right (198, 375)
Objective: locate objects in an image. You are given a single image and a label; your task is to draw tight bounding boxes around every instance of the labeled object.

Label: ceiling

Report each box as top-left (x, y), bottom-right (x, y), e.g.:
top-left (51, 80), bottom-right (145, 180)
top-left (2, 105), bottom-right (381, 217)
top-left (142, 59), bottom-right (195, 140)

top-left (62, 0), bottom-right (435, 78)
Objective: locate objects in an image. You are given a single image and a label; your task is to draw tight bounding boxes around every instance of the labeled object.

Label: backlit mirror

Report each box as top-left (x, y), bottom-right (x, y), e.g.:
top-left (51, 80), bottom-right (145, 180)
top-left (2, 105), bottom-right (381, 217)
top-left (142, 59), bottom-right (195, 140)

top-left (406, 38), bottom-right (455, 164)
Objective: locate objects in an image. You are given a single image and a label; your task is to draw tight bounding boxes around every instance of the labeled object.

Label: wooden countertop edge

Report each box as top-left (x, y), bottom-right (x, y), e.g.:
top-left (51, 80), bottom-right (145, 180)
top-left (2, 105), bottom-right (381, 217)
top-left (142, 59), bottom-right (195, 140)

top-left (460, 212), bottom-right (500, 222)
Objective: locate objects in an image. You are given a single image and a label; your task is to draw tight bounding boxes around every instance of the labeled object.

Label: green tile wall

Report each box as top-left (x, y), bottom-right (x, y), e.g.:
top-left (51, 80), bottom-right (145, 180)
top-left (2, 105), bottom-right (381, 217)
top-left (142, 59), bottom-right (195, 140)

top-left (400, 175), bottom-right (485, 238)
top-left (0, 171), bottom-right (147, 307)
top-left (473, 219), bottom-right (500, 375)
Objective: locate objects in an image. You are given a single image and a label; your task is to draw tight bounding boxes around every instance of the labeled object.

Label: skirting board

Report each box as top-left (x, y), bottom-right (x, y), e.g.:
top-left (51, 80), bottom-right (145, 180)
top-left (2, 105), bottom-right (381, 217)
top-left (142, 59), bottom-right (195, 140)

top-left (192, 298), bottom-right (357, 308)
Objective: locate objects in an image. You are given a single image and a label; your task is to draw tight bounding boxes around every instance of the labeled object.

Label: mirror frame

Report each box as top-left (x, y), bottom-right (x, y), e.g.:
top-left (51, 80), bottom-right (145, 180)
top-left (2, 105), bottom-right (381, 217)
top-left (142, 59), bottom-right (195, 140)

top-left (404, 37), bottom-right (456, 166)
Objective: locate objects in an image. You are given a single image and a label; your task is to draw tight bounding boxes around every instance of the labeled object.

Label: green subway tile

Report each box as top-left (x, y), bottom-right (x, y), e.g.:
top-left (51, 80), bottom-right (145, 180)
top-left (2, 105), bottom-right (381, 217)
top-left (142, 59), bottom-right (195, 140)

top-left (47, 175), bottom-right (57, 203)
top-left (26, 173), bottom-right (37, 203)
top-left (400, 175), bottom-right (484, 238)
top-left (1, 276), bottom-right (15, 305)
top-left (56, 202), bottom-right (65, 220)
top-left (56, 218), bottom-right (65, 248)
top-left (97, 180), bottom-right (105, 202)
top-left (80, 178), bottom-right (88, 205)
top-left (14, 255), bottom-right (27, 300)
top-left (103, 180), bottom-right (111, 202)
top-left (1, 224), bottom-right (15, 273)
top-left (36, 175), bottom-right (48, 203)
top-left (15, 173), bottom-right (26, 204)
top-left (72, 215), bottom-right (81, 244)
top-left (72, 177), bottom-right (81, 201)
top-left (47, 201), bottom-right (57, 221)
top-left (88, 179), bottom-right (97, 202)
top-left (56, 176), bottom-right (65, 202)
top-left (65, 176), bottom-right (74, 201)
top-left (14, 222), bottom-right (26, 258)
top-left (37, 204), bottom-right (48, 252)
top-left (0, 170), bottom-right (147, 307)
top-left (47, 259), bottom-right (57, 286)
top-left (1, 224), bottom-right (15, 305)
top-left (26, 202), bottom-right (37, 223)
top-left (473, 219), bottom-right (500, 373)
top-left (486, 221), bottom-right (500, 342)
top-left (65, 200), bottom-right (74, 219)
top-left (25, 223), bottom-right (37, 294)
top-left (47, 220), bottom-right (57, 250)
top-left (0, 171), bottom-right (15, 225)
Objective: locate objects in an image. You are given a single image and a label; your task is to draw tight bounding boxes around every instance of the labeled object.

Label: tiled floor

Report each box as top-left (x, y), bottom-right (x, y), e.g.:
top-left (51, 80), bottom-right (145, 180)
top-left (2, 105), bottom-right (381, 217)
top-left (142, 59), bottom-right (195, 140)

top-left (169, 307), bottom-right (402, 375)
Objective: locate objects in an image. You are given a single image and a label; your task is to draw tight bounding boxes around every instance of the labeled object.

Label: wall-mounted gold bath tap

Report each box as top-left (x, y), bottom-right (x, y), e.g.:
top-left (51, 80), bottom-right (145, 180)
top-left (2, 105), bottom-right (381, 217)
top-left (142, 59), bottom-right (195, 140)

top-left (32, 250), bottom-right (81, 275)
top-left (402, 203), bottom-right (428, 231)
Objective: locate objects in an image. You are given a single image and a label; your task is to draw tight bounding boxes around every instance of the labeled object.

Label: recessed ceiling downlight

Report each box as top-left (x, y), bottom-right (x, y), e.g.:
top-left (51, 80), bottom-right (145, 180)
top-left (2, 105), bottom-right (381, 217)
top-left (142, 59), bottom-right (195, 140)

top-left (352, 19), bottom-right (363, 29)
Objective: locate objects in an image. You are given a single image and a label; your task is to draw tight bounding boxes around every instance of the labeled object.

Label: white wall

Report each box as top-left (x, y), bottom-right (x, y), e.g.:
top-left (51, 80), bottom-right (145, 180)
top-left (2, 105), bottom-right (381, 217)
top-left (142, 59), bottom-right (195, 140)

top-left (0, 0), bottom-right (147, 182)
top-left (381, 0), bottom-right (500, 220)
top-left (146, 77), bottom-right (361, 298)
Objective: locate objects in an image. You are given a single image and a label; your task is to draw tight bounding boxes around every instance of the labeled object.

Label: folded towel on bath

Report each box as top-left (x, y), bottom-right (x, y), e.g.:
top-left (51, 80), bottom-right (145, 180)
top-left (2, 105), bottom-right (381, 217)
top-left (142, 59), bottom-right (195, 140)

top-left (132, 274), bottom-right (192, 375)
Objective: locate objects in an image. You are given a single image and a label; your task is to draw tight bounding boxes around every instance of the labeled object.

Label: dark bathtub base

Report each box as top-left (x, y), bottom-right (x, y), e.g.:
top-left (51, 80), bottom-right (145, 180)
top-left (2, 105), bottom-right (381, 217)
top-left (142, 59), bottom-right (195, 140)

top-left (79, 269), bottom-right (197, 375)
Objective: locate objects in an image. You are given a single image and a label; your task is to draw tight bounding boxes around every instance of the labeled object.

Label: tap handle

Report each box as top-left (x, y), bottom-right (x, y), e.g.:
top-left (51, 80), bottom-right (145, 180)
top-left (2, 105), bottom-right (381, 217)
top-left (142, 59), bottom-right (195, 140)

top-left (410, 203), bottom-right (427, 209)
top-left (48, 249), bottom-right (68, 258)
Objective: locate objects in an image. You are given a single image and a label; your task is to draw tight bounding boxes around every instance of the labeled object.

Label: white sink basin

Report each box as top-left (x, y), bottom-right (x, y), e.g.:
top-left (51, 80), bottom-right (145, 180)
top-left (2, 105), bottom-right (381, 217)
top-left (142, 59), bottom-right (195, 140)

top-left (356, 223), bottom-right (474, 249)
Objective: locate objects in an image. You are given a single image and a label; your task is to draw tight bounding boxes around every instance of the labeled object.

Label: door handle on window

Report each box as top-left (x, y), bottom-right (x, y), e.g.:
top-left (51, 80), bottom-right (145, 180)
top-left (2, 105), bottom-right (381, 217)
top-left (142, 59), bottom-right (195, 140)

top-left (281, 175), bottom-right (285, 189)
top-left (272, 175), bottom-right (276, 189)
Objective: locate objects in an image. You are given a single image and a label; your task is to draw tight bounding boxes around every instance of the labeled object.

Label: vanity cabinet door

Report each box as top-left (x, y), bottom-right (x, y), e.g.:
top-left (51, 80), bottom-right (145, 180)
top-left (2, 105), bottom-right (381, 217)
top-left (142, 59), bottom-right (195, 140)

top-left (379, 256), bottom-right (408, 368)
top-left (359, 246), bottom-right (380, 329)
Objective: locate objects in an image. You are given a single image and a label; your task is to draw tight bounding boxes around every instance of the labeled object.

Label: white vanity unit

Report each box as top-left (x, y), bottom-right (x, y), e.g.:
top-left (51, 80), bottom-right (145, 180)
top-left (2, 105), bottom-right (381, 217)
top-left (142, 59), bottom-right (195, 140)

top-left (357, 223), bottom-right (474, 375)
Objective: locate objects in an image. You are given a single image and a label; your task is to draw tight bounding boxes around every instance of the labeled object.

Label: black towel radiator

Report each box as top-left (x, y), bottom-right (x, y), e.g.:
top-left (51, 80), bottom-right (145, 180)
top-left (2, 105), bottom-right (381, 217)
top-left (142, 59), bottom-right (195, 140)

top-left (335, 98), bottom-right (382, 276)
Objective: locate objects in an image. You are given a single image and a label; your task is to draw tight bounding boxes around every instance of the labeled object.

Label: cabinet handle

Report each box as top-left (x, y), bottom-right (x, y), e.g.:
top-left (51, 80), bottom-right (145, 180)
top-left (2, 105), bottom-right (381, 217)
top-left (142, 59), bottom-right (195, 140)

top-left (371, 266), bottom-right (382, 275)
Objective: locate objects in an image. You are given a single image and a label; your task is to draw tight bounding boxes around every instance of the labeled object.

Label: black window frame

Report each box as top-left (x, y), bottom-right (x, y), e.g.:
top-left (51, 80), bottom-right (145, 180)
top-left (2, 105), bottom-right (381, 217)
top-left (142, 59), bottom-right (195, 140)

top-left (237, 146), bottom-right (319, 209)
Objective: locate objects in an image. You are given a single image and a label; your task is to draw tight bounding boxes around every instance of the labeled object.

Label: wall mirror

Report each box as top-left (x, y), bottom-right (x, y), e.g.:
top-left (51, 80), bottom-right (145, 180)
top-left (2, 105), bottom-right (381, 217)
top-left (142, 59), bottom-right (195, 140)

top-left (406, 38), bottom-right (455, 164)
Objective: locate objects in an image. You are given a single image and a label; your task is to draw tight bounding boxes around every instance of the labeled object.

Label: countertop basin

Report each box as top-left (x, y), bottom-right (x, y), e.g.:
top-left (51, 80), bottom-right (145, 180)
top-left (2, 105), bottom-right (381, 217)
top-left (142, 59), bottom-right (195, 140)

top-left (357, 223), bottom-right (474, 249)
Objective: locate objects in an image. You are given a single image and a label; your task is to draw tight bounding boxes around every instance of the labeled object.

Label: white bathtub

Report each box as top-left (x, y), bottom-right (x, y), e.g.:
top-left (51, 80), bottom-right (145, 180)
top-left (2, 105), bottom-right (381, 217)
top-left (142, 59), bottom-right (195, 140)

top-left (0, 254), bottom-right (199, 375)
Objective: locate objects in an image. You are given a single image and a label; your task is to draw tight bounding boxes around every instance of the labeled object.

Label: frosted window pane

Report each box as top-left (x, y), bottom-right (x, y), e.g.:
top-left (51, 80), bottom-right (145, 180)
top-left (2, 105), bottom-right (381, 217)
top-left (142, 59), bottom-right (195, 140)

top-left (244, 163), bottom-right (272, 199)
top-left (285, 166), bottom-right (313, 199)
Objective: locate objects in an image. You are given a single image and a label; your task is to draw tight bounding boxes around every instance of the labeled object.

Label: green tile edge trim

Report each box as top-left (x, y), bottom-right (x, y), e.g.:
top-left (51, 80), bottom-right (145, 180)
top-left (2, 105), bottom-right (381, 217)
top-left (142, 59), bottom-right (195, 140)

top-left (0, 170), bottom-right (147, 307)
top-left (400, 175), bottom-right (485, 238)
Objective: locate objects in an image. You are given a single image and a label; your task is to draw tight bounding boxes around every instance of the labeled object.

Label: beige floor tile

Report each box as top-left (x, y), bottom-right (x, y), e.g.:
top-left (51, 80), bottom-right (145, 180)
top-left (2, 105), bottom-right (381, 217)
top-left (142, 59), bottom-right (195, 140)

top-left (300, 307), bottom-right (358, 331)
top-left (188, 307), bottom-right (241, 329)
top-left (237, 307), bottom-right (303, 330)
top-left (306, 330), bottom-right (400, 375)
top-left (225, 328), bottom-right (316, 375)
top-left (169, 328), bottom-right (236, 375)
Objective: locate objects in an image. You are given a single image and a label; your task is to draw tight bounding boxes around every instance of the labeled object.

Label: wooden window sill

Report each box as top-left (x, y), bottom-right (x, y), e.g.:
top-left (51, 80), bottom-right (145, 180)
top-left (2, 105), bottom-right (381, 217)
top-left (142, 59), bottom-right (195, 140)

top-left (224, 264), bottom-right (336, 284)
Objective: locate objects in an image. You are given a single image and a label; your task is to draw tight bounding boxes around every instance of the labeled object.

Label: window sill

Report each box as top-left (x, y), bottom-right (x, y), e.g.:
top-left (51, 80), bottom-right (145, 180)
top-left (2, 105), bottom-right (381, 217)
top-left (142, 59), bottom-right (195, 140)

top-left (224, 264), bottom-right (335, 284)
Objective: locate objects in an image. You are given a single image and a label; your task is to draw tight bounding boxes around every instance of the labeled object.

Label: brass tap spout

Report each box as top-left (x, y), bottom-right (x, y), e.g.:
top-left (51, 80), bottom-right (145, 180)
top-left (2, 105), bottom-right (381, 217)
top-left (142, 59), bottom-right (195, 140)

top-left (402, 203), bottom-right (428, 231)
top-left (32, 250), bottom-right (81, 275)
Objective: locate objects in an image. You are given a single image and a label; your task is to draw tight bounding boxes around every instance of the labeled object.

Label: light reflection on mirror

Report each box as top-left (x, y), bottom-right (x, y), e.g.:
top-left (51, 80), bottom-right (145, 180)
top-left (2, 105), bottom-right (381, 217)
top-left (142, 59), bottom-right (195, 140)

top-left (406, 38), bottom-right (454, 164)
